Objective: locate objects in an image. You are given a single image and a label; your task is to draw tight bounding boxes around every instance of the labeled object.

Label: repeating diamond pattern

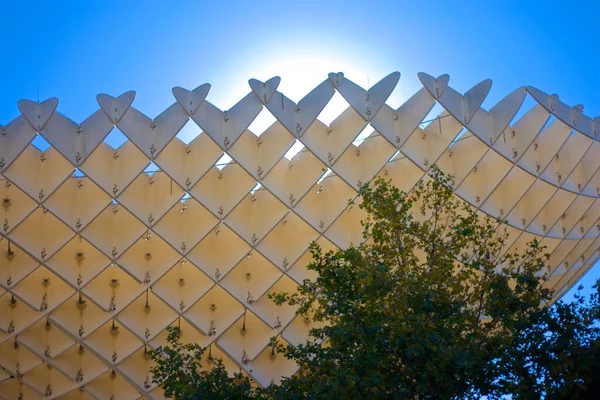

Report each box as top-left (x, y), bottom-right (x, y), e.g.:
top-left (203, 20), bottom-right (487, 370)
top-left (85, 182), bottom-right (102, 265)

top-left (0, 71), bottom-right (599, 398)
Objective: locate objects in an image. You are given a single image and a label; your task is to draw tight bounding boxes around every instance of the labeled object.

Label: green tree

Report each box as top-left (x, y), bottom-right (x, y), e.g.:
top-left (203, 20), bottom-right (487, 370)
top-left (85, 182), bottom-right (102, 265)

top-left (150, 167), bottom-right (600, 399)
top-left (268, 167), bottom-right (552, 399)
top-left (150, 327), bottom-right (264, 399)
top-left (498, 285), bottom-right (600, 399)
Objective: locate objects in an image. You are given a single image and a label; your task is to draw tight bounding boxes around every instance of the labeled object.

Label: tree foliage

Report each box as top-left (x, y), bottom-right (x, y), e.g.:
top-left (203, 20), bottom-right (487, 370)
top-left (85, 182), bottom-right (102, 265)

top-left (149, 327), bottom-right (263, 399)
top-left (150, 167), bottom-right (600, 399)
top-left (499, 285), bottom-right (600, 399)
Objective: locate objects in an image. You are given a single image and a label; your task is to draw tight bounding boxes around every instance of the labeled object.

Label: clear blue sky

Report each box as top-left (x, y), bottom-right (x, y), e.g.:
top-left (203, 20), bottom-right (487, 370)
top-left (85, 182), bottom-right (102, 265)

top-left (1, 0), bottom-right (599, 301)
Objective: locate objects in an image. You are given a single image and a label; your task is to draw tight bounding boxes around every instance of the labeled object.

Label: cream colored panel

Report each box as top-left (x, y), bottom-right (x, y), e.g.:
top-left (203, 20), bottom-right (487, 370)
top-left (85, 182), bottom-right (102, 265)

top-left (13, 267), bottom-right (74, 313)
top-left (51, 344), bottom-right (108, 385)
top-left (117, 291), bottom-right (178, 344)
top-left (537, 237), bottom-right (562, 258)
top-left (469, 88), bottom-right (527, 145)
top-left (46, 236), bottom-right (111, 288)
top-left (248, 77), bottom-right (281, 104)
top-left (481, 167), bottom-right (535, 219)
top-left (97, 92), bottom-right (135, 125)
top-left (331, 72), bottom-right (400, 122)
top-left (0, 378), bottom-right (43, 400)
top-left (527, 86), bottom-right (594, 138)
top-left (153, 198), bottom-right (218, 256)
top-left (335, 132), bottom-right (396, 189)
top-left (563, 141), bottom-right (600, 193)
top-left (377, 156), bottom-right (423, 193)
top-left (283, 313), bottom-right (326, 349)
top-left (547, 239), bottom-right (579, 271)
top-left (554, 237), bottom-right (600, 295)
top-left (44, 177), bottom-right (111, 232)
top-left (81, 264), bottom-right (140, 313)
top-left (419, 73), bottom-right (492, 125)
top-left (520, 119), bottom-right (571, 178)
top-left (56, 388), bottom-right (97, 400)
top-left (80, 141), bottom-right (149, 197)
top-left (84, 369), bottom-right (141, 400)
top-left (261, 149), bottom-right (326, 207)
top-left (260, 79), bottom-right (335, 137)
top-left (17, 98), bottom-right (58, 132)
top-left (187, 223), bottom-right (250, 280)
top-left (504, 231), bottom-right (542, 259)
top-left (553, 238), bottom-right (597, 280)
top-left (152, 260), bottom-right (214, 314)
top-left (301, 108), bottom-right (367, 166)
top-left (549, 196), bottom-right (595, 239)
top-left (541, 130), bottom-right (592, 187)
top-left (401, 112), bottom-right (464, 171)
top-left (18, 319), bottom-right (74, 362)
top-left (40, 110), bottom-right (113, 166)
top-left (118, 171), bottom-right (185, 228)
top-left (217, 310), bottom-right (273, 363)
top-left (456, 151), bottom-right (512, 210)
top-left (582, 200), bottom-right (600, 238)
top-left (583, 167), bottom-right (600, 197)
top-left (85, 318), bottom-right (142, 366)
top-left (295, 175), bottom-right (356, 233)
top-left (436, 135), bottom-right (488, 186)
top-left (117, 232), bottom-right (180, 284)
top-left (150, 318), bottom-right (211, 349)
top-left (184, 285), bottom-right (244, 338)
top-left (371, 87), bottom-right (436, 148)
top-left (81, 204), bottom-right (146, 260)
top-left (0, 239), bottom-right (39, 290)
top-left (229, 125), bottom-right (295, 180)
top-left (191, 94), bottom-right (262, 150)
top-left (190, 164), bottom-right (256, 218)
top-left (116, 103), bottom-right (188, 160)
top-left (246, 338), bottom-right (298, 387)
top-left (21, 363), bottom-right (75, 398)
top-left (226, 189), bottom-right (288, 245)
top-left (0, 293), bottom-right (40, 339)
top-left (4, 146), bottom-right (74, 203)
top-left (0, 116), bottom-right (37, 172)
top-left (194, 344), bottom-right (239, 377)
top-left (49, 293), bottom-right (108, 340)
top-left (258, 212), bottom-right (319, 271)
top-left (0, 177), bottom-right (37, 232)
top-left (249, 275), bottom-right (298, 329)
top-left (492, 104), bottom-right (549, 161)
top-left (9, 208), bottom-right (75, 262)
top-left (221, 252), bottom-right (282, 306)
top-left (0, 339), bottom-right (42, 376)
top-left (154, 132), bottom-right (222, 190)
top-left (507, 179), bottom-right (557, 232)
top-left (172, 84), bottom-right (211, 116)
top-left (117, 346), bottom-right (157, 392)
top-left (529, 189), bottom-right (576, 236)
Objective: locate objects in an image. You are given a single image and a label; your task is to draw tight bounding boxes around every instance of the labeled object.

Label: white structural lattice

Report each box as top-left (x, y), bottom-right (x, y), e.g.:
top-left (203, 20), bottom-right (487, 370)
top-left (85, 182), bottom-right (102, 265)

top-left (0, 72), bottom-right (599, 399)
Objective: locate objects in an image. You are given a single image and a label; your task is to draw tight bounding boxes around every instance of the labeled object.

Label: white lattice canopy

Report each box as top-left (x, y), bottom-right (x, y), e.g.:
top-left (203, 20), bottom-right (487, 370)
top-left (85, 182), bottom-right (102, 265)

top-left (0, 72), bottom-right (599, 399)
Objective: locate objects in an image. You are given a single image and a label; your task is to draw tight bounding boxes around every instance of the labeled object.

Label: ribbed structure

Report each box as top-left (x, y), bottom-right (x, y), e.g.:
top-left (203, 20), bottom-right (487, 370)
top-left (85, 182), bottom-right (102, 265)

top-left (0, 72), bottom-right (598, 398)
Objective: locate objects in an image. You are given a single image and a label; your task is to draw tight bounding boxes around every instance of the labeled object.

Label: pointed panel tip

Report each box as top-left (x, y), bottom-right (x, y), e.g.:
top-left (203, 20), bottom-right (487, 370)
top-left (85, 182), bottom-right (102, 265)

top-left (249, 77), bottom-right (281, 104)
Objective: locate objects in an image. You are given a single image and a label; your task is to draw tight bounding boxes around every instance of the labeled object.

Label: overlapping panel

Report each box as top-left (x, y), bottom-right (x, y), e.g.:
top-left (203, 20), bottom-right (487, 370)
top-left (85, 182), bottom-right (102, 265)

top-left (0, 72), bottom-right (598, 396)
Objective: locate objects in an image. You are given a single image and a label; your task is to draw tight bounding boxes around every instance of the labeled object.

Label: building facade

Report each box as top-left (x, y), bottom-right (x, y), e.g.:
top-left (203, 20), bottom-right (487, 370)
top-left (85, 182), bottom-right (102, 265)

top-left (0, 72), bottom-right (598, 398)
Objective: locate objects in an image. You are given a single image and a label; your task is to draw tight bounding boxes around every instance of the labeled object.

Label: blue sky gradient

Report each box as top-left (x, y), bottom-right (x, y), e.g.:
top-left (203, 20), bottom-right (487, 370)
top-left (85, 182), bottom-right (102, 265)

top-left (1, 0), bottom-right (599, 301)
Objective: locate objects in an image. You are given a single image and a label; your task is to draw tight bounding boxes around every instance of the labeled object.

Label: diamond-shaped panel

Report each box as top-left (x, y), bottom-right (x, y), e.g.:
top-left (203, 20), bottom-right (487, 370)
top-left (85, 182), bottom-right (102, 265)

top-left (1, 72), bottom-right (598, 393)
